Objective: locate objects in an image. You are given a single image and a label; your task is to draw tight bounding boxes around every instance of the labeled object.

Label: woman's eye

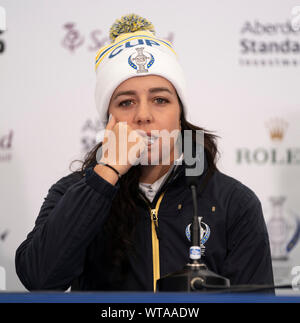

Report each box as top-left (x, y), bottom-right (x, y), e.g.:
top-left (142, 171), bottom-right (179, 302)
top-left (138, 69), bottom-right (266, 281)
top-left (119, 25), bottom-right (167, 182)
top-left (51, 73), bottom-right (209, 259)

top-left (119, 100), bottom-right (133, 107)
top-left (154, 98), bottom-right (169, 104)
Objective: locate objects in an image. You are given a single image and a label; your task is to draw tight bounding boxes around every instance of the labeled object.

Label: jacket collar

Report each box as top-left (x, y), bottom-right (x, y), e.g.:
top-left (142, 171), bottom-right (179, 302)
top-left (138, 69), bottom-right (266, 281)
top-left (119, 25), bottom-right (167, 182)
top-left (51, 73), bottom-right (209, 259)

top-left (137, 150), bottom-right (209, 207)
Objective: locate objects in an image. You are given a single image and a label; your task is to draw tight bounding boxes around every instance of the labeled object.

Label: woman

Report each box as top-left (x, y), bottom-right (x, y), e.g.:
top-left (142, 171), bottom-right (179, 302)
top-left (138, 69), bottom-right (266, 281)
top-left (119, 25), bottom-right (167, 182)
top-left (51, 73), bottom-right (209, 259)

top-left (15, 14), bottom-right (274, 291)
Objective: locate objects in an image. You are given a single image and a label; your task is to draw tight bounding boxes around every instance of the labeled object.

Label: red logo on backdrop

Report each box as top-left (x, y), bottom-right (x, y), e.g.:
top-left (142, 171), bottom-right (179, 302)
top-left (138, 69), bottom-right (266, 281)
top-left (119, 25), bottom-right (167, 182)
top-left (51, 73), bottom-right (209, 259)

top-left (62, 23), bottom-right (84, 53)
top-left (61, 22), bottom-right (108, 53)
top-left (61, 22), bottom-right (175, 53)
top-left (0, 130), bottom-right (13, 162)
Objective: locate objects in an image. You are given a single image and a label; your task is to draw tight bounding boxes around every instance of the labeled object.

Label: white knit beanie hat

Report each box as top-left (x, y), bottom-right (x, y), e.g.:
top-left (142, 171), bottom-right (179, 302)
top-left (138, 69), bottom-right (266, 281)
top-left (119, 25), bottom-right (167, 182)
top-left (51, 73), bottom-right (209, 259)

top-left (94, 14), bottom-right (188, 124)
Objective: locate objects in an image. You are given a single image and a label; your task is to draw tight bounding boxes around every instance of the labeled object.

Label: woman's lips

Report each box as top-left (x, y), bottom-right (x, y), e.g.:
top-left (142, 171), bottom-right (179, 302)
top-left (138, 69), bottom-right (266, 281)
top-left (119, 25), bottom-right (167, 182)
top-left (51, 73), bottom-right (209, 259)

top-left (135, 130), bottom-right (159, 145)
top-left (145, 135), bottom-right (158, 146)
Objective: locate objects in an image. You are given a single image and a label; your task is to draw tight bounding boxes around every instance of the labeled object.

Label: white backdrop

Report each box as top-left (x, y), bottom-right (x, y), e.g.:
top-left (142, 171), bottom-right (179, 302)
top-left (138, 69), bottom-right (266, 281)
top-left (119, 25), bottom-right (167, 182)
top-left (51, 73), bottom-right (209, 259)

top-left (0, 0), bottom-right (300, 292)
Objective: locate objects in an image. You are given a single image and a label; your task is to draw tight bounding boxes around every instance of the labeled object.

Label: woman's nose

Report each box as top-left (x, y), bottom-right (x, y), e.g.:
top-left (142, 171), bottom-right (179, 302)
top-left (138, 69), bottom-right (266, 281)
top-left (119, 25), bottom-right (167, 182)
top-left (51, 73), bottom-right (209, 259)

top-left (134, 102), bottom-right (153, 125)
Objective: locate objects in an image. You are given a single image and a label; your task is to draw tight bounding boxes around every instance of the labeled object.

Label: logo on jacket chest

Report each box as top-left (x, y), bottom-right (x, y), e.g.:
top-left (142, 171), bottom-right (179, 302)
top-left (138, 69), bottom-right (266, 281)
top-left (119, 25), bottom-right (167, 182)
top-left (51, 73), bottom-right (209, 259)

top-left (185, 217), bottom-right (210, 256)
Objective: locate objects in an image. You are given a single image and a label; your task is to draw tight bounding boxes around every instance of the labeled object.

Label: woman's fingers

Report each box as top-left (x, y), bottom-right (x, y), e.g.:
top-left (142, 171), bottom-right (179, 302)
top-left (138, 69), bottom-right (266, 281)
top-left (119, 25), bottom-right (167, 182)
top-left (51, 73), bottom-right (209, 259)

top-left (102, 114), bottom-right (117, 144)
top-left (105, 114), bottom-right (117, 132)
top-left (100, 116), bottom-right (149, 174)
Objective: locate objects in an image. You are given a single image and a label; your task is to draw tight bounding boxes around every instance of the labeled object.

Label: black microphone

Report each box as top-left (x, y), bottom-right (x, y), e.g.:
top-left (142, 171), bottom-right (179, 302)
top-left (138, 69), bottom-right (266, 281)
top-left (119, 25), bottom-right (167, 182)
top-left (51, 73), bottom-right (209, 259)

top-left (157, 159), bottom-right (230, 292)
top-left (185, 173), bottom-right (202, 264)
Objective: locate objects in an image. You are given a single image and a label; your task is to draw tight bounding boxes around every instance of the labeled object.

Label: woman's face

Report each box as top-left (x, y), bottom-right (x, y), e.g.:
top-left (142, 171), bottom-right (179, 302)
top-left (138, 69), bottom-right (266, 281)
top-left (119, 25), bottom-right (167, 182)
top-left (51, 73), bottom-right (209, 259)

top-left (107, 75), bottom-right (181, 165)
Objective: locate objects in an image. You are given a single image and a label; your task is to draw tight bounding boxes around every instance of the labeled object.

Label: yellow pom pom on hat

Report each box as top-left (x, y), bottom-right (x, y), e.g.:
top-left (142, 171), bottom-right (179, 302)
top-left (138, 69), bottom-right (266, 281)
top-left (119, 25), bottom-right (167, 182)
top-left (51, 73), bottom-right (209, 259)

top-left (109, 13), bottom-right (156, 42)
top-left (94, 13), bottom-right (188, 124)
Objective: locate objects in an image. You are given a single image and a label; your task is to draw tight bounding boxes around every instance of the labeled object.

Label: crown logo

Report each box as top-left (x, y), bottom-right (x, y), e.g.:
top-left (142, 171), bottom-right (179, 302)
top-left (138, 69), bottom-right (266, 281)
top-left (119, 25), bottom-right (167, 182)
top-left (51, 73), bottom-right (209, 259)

top-left (265, 118), bottom-right (288, 141)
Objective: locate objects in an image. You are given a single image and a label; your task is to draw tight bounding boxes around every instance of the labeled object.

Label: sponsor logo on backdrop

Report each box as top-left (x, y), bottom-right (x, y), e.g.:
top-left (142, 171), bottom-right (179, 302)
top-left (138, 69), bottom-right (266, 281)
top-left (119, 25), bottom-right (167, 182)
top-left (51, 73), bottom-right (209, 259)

top-left (291, 266), bottom-right (300, 290)
top-left (236, 118), bottom-right (300, 260)
top-left (62, 23), bottom-right (84, 53)
top-left (236, 118), bottom-right (300, 165)
top-left (239, 15), bottom-right (300, 67)
top-left (61, 22), bottom-right (174, 53)
top-left (266, 197), bottom-right (300, 285)
top-left (266, 196), bottom-right (300, 260)
top-left (235, 119), bottom-right (300, 285)
top-left (0, 130), bottom-right (13, 162)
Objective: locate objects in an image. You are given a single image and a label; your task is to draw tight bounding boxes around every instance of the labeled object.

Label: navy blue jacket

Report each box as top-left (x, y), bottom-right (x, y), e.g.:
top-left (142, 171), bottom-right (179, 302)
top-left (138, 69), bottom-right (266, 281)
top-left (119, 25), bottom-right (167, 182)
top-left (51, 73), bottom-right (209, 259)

top-left (15, 155), bottom-right (274, 291)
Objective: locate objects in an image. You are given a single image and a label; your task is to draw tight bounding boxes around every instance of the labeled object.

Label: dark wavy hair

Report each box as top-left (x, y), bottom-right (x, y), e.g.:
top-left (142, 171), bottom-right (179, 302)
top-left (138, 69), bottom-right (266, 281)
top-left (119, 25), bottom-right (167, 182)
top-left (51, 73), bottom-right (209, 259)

top-left (70, 97), bottom-right (219, 280)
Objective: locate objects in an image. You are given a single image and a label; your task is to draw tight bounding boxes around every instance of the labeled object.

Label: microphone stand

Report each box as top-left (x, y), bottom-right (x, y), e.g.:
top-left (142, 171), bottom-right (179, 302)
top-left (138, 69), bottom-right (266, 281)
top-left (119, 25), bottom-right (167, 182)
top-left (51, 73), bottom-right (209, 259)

top-left (157, 170), bottom-right (230, 292)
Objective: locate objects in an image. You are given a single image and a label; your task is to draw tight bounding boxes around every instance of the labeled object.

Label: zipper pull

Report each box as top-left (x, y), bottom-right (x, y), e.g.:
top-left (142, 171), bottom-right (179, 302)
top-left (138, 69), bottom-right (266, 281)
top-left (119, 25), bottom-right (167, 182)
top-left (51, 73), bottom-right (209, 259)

top-left (151, 209), bottom-right (157, 222)
top-left (151, 209), bottom-right (162, 240)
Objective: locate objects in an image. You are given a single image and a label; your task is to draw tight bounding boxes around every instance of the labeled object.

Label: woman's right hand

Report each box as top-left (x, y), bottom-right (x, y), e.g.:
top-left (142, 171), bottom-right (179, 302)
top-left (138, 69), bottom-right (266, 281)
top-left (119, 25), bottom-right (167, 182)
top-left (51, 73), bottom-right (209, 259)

top-left (94, 114), bottom-right (147, 181)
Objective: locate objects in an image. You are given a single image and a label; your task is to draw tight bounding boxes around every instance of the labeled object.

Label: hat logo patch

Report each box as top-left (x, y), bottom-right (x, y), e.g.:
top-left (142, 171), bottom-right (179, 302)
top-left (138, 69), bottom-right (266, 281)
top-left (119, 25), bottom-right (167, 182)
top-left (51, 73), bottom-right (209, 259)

top-left (128, 47), bottom-right (155, 73)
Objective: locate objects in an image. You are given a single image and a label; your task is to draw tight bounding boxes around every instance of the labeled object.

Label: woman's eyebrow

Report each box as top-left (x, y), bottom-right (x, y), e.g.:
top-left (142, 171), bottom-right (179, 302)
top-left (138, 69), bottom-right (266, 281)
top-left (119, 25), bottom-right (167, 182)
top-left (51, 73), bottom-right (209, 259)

top-left (112, 90), bottom-right (136, 101)
top-left (149, 87), bottom-right (173, 95)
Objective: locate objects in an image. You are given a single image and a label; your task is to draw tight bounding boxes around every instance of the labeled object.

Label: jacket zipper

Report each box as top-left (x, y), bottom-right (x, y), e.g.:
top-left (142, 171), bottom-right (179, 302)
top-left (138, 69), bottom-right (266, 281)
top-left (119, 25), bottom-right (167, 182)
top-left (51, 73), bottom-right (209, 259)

top-left (140, 191), bottom-right (166, 292)
top-left (149, 192), bottom-right (165, 292)
top-left (138, 165), bottom-right (182, 292)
